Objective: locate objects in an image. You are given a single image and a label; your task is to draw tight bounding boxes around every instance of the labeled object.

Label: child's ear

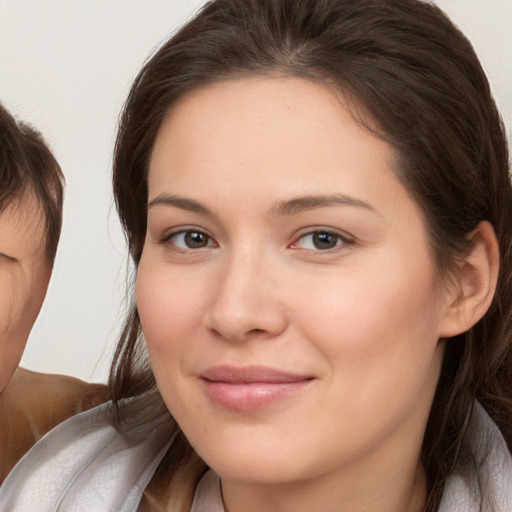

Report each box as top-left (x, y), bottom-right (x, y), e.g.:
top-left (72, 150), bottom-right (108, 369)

top-left (439, 221), bottom-right (499, 338)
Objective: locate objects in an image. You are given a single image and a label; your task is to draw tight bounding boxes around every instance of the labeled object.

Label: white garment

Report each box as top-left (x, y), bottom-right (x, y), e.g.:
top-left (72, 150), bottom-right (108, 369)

top-left (0, 401), bottom-right (174, 512)
top-left (438, 402), bottom-right (512, 512)
top-left (190, 470), bottom-right (224, 512)
top-left (0, 401), bottom-right (510, 511)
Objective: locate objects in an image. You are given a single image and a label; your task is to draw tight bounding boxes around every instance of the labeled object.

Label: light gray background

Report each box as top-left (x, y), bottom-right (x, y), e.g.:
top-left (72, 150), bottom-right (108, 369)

top-left (0, 1), bottom-right (510, 383)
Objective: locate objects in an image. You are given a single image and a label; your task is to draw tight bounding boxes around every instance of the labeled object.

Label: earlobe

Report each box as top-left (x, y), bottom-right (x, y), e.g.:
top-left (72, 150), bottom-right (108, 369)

top-left (439, 221), bottom-right (500, 338)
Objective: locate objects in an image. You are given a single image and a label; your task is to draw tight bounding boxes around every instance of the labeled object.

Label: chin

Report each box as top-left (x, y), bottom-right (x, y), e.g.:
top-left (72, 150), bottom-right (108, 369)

top-left (188, 429), bottom-right (311, 485)
top-left (208, 457), bottom-right (300, 485)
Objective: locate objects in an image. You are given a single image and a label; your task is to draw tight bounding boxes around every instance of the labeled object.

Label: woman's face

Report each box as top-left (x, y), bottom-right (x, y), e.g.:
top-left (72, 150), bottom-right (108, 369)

top-left (137, 77), bottom-right (454, 491)
top-left (0, 195), bottom-right (51, 393)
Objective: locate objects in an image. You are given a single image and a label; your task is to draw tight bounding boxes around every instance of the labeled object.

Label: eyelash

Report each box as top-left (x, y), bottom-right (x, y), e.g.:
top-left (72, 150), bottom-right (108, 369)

top-left (159, 228), bottom-right (354, 254)
top-left (0, 252), bottom-right (17, 262)
top-left (290, 229), bottom-right (354, 252)
top-left (159, 229), bottom-right (216, 251)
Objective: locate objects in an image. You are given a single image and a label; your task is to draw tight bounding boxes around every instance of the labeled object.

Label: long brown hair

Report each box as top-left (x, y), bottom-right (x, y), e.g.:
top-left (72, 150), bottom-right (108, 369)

top-left (110, 1), bottom-right (512, 509)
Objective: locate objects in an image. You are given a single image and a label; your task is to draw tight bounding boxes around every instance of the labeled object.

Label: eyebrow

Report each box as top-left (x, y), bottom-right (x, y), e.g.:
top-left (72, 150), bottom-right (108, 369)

top-left (148, 194), bottom-right (212, 215)
top-left (270, 194), bottom-right (376, 216)
top-left (147, 192), bottom-right (377, 217)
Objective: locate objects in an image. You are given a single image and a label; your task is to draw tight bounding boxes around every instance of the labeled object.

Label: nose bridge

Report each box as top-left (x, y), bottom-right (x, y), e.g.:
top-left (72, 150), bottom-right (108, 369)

top-left (208, 243), bottom-right (286, 341)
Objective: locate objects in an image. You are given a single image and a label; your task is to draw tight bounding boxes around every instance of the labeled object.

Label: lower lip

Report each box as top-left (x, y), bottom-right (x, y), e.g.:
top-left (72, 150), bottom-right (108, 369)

top-left (202, 380), bottom-right (312, 410)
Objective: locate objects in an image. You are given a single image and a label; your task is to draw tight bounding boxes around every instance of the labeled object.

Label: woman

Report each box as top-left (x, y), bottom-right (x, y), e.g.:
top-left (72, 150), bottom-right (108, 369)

top-left (1, 0), bottom-right (511, 510)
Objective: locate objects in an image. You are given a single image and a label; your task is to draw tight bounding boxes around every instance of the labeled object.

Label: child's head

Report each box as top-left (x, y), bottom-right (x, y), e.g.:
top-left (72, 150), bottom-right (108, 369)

top-left (0, 103), bottom-right (64, 392)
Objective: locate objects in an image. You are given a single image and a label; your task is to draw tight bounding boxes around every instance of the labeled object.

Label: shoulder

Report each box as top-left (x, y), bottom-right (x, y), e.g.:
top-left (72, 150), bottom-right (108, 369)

top-left (0, 399), bottom-right (191, 511)
top-left (6, 367), bottom-right (107, 413)
top-left (0, 367), bottom-right (107, 482)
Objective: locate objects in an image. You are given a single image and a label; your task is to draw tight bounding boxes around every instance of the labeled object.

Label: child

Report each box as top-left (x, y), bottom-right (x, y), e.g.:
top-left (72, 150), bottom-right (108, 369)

top-left (0, 102), bottom-right (105, 482)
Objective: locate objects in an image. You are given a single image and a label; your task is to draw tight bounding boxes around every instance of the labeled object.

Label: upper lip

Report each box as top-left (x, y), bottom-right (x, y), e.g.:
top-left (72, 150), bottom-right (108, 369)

top-left (201, 365), bottom-right (313, 384)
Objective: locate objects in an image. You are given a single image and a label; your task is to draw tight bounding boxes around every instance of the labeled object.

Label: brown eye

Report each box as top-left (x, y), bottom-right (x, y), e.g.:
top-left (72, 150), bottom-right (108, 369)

top-left (294, 231), bottom-right (345, 251)
top-left (311, 232), bottom-right (340, 250)
top-left (184, 231), bottom-right (210, 248)
top-left (167, 230), bottom-right (214, 250)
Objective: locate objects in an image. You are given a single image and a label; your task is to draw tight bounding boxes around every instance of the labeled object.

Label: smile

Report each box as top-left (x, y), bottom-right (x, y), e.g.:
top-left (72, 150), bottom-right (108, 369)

top-left (200, 365), bottom-right (315, 411)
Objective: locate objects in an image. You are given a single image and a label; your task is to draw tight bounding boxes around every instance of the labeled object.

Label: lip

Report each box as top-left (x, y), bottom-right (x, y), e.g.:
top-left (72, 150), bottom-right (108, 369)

top-left (200, 365), bottom-right (314, 411)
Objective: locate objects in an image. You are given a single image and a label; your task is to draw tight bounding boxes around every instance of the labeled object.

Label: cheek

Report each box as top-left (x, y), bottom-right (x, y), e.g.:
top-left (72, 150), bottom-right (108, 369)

top-left (281, 260), bottom-right (444, 457)
top-left (136, 263), bottom-right (208, 358)
top-left (0, 274), bottom-right (27, 392)
top-left (15, 272), bottom-right (50, 342)
top-left (136, 261), bottom-right (214, 415)
top-left (291, 257), bottom-right (443, 387)
top-left (0, 273), bottom-right (16, 337)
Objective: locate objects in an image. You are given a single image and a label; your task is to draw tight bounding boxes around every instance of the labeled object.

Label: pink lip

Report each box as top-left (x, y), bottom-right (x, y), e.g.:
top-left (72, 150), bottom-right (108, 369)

top-left (200, 365), bottom-right (314, 411)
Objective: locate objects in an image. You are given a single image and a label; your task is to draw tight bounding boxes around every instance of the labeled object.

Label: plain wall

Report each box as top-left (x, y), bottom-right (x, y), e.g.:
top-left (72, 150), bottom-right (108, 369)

top-left (0, 0), bottom-right (510, 383)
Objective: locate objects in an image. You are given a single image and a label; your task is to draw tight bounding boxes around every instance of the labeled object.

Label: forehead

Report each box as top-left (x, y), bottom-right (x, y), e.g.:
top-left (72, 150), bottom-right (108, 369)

top-left (148, 77), bottom-right (400, 203)
top-left (0, 193), bottom-right (47, 261)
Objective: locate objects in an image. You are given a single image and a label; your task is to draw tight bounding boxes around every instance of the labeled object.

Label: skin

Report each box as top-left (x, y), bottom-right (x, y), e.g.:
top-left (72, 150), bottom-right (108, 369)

top-left (0, 194), bottom-right (109, 482)
top-left (136, 77), bottom-right (476, 512)
top-left (0, 194), bottom-right (52, 394)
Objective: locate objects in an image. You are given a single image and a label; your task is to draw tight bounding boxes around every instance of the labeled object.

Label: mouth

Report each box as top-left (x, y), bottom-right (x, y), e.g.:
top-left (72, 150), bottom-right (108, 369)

top-left (200, 365), bottom-right (315, 411)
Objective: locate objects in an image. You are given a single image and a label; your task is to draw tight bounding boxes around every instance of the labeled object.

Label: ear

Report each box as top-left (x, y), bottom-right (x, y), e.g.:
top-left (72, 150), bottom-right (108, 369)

top-left (439, 221), bottom-right (499, 338)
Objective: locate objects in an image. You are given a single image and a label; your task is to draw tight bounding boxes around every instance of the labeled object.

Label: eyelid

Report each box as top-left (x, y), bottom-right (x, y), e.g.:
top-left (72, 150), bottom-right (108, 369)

top-left (289, 228), bottom-right (355, 251)
top-left (159, 227), bottom-right (218, 250)
top-left (0, 252), bottom-right (18, 262)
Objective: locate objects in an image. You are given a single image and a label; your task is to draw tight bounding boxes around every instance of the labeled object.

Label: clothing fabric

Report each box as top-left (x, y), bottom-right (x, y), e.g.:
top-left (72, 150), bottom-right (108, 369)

top-left (190, 469), bottom-right (224, 512)
top-left (0, 368), bottom-right (106, 484)
top-left (0, 400), bottom-right (510, 511)
top-left (0, 401), bottom-right (174, 511)
top-left (438, 402), bottom-right (512, 512)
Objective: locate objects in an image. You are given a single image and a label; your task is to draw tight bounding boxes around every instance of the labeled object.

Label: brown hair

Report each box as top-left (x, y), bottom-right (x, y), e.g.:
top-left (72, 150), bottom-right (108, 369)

top-left (110, 1), bottom-right (512, 509)
top-left (0, 102), bottom-right (64, 261)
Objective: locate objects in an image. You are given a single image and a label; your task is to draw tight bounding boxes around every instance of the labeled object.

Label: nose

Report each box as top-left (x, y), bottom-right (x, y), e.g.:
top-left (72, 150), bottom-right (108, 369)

top-left (207, 249), bottom-right (288, 343)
